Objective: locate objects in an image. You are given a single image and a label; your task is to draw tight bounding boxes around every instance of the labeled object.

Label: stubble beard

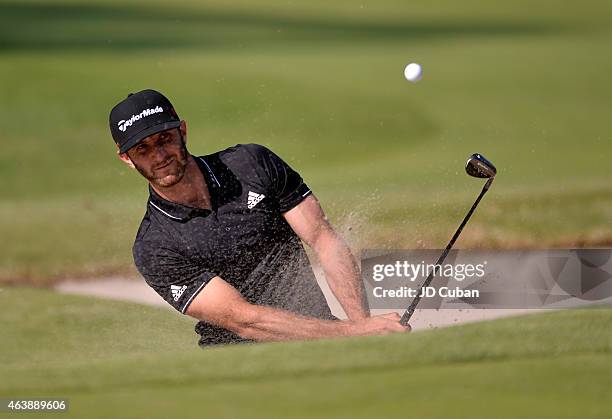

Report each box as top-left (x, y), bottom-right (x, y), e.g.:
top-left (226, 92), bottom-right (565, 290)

top-left (134, 141), bottom-right (190, 188)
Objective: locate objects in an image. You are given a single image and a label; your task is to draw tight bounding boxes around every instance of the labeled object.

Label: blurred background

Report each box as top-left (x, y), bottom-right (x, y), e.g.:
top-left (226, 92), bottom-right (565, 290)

top-left (1, 0), bottom-right (611, 285)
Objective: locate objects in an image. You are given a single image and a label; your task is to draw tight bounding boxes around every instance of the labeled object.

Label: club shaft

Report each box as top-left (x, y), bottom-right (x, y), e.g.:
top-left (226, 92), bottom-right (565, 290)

top-left (400, 178), bottom-right (494, 325)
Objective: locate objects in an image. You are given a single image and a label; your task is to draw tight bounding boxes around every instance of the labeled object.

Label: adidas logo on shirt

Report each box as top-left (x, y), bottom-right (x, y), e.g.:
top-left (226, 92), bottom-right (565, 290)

top-left (171, 284), bottom-right (187, 302)
top-left (247, 191), bottom-right (265, 209)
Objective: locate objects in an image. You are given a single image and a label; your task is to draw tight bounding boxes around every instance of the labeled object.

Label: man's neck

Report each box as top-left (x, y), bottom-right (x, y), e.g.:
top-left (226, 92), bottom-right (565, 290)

top-left (150, 156), bottom-right (211, 210)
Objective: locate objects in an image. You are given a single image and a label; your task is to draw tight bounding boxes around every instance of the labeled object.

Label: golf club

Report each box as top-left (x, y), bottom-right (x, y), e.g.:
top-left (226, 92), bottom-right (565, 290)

top-left (399, 153), bottom-right (496, 326)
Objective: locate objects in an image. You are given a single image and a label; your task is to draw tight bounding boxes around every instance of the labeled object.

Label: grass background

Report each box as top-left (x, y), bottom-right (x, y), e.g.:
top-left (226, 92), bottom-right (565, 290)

top-left (1, 0), bottom-right (611, 283)
top-left (1, 288), bottom-right (611, 418)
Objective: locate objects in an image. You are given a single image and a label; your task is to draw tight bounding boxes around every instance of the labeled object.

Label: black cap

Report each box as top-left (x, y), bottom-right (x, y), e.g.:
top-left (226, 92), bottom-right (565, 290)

top-left (109, 89), bottom-right (181, 154)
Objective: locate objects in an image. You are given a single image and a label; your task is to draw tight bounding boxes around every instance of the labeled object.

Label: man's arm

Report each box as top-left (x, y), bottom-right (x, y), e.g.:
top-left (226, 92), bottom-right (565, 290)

top-left (185, 276), bottom-right (407, 341)
top-left (283, 195), bottom-right (369, 321)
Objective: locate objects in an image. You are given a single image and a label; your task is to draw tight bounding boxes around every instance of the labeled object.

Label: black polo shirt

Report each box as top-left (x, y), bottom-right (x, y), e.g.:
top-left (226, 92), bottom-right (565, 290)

top-left (132, 143), bottom-right (335, 347)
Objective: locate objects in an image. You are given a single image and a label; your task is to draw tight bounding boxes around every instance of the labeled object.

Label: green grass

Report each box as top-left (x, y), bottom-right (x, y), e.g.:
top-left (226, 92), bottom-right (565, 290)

top-left (1, 0), bottom-right (612, 283)
top-left (1, 288), bottom-right (611, 418)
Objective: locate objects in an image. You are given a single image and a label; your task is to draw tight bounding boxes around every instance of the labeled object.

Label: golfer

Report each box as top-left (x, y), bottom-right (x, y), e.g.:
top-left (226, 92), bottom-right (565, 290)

top-left (109, 89), bottom-right (409, 347)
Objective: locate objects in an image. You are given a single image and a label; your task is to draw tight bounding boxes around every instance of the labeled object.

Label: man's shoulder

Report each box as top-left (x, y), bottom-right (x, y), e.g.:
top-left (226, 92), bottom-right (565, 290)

top-left (132, 210), bottom-right (177, 261)
top-left (199, 143), bottom-right (275, 166)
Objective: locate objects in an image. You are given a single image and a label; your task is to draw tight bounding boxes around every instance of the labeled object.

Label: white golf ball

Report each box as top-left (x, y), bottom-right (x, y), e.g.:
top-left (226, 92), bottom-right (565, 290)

top-left (404, 63), bottom-right (423, 82)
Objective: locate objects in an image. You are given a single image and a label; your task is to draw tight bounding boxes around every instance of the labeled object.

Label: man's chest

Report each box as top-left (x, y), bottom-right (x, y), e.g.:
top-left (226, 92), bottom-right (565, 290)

top-left (174, 190), bottom-right (292, 276)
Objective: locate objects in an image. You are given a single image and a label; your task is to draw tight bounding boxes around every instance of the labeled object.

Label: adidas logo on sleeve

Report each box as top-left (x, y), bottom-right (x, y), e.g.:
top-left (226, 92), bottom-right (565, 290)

top-left (171, 284), bottom-right (187, 301)
top-left (247, 191), bottom-right (265, 209)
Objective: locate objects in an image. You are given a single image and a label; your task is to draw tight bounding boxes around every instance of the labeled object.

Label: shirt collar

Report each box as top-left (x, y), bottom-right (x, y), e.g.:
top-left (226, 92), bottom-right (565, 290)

top-left (147, 155), bottom-right (220, 222)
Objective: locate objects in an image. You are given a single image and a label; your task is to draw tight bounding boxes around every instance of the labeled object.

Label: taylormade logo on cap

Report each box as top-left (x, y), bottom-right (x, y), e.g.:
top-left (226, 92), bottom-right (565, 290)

top-left (117, 106), bottom-right (164, 132)
top-left (110, 89), bottom-right (182, 154)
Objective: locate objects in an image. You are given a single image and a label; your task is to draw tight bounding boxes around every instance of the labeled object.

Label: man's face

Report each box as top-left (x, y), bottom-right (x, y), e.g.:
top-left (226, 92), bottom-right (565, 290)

top-left (125, 127), bottom-right (189, 188)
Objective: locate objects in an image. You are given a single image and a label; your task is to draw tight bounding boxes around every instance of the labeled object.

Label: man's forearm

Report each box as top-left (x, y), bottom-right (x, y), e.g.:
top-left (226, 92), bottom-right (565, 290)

top-left (185, 276), bottom-right (405, 343)
top-left (314, 231), bottom-right (369, 320)
top-left (229, 304), bottom-right (408, 341)
top-left (231, 304), bottom-right (355, 341)
top-left (281, 195), bottom-right (369, 320)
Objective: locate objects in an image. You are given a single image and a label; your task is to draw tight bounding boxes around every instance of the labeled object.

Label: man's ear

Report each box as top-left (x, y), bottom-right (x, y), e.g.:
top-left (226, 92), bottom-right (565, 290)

top-left (116, 144), bottom-right (136, 169)
top-left (180, 120), bottom-right (187, 144)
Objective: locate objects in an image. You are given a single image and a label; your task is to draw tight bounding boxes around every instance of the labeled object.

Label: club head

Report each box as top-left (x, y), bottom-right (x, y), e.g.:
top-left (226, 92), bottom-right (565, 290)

top-left (465, 153), bottom-right (496, 178)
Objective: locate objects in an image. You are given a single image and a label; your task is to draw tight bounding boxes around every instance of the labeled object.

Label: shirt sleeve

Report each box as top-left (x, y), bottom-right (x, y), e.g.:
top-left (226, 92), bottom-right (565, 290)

top-left (133, 240), bottom-right (217, 314)
top-left (243, 143), bottom-right (312, 212)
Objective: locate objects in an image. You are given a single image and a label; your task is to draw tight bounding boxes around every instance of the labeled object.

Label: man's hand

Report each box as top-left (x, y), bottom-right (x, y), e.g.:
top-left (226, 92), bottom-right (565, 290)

top-left (349, 313), bottom-right (411, 336)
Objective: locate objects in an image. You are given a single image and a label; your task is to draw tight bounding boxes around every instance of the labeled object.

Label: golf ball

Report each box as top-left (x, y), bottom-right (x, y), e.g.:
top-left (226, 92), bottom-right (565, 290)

top-left (404, 63), bottom-right (423, 82)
